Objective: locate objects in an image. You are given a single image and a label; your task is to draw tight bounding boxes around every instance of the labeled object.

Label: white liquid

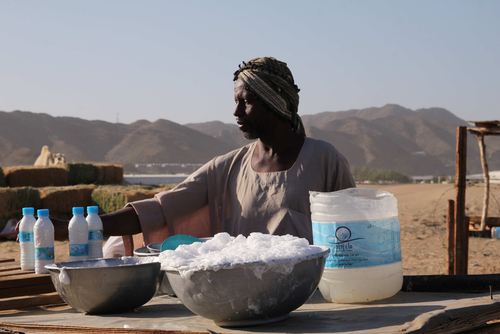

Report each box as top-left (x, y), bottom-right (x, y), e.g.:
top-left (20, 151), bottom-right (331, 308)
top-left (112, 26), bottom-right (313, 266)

top-left (310, 188), bottom-right (403, 303)
top-left (69, 212), bottom-right (89, 261)
top-left (86, 212), bottom-right (103, 259)
top-left (318, 262), bottom-right (403, 303)
top-left (19, 213), bottom-right (37, 271)
top-left (34, 216), bottom-right (55, 274)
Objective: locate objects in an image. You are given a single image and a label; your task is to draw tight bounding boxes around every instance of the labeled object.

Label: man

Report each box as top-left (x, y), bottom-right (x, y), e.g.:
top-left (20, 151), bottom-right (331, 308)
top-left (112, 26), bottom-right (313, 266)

top-left (45, 57), bottom-right (355, 253)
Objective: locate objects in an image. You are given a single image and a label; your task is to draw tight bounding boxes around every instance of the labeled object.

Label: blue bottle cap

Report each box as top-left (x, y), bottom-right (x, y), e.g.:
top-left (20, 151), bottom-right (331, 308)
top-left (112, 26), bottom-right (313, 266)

top-left (37, 209), bottom-right (50, 217)
top-left (87, 206), bottom-right (99, 214)
top-left (72, 207), bottom-right (84, 215)
top-left (22, 207), bottom-right (34, 215)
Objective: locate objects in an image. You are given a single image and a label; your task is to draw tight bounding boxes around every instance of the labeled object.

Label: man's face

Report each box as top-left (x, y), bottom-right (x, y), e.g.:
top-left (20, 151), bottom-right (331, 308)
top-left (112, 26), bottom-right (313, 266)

top-left (233, 79), bottom-right (275, 140)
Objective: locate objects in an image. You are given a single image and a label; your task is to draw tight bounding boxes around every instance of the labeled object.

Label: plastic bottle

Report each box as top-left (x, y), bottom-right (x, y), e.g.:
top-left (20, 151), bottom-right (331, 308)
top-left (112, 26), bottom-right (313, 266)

top-left (492, 227), bottom-right (500, 240)
top-left (86, 206), bottom-right (103, 259)
top-left (68, 207), bottom-right (89, 262)
top-left (19, 207), bottom-right (37, 271)
top-left (310, 188), bottom-right (403, 303)
top-left (34, 209), bottom-right (55, 274)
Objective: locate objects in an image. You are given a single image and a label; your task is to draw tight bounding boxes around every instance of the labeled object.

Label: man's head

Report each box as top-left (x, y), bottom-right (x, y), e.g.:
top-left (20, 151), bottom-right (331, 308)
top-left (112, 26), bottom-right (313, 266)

top-left (233, 57), bottom-right (305, 137)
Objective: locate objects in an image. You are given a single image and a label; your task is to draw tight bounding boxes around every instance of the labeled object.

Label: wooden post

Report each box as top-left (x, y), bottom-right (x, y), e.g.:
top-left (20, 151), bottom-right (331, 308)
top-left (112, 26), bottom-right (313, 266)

top-left (455, 126), bottom-right (468, 275)
top-left (447, 199), bottom-right (455, 275)
top-left (477, 134), bottom-right (490, 231)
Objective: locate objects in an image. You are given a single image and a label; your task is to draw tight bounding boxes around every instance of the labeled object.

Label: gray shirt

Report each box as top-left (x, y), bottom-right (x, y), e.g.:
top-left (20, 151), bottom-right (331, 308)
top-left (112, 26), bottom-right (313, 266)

top-left (128, 137), bottom-right (355, 246)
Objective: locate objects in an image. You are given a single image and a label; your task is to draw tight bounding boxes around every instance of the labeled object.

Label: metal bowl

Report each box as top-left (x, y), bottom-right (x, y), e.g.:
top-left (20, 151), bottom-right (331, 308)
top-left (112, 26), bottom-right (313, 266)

top-left (46, 257), bottom-right (160, 314)
top-left (134, 246), bottom-right (175, 297)
top-left (165, 246), bottom-right (329, 327)
top-left (134, 245), bottom-right (159, 257)
top-left (147, 242), bottom-right (162, 253)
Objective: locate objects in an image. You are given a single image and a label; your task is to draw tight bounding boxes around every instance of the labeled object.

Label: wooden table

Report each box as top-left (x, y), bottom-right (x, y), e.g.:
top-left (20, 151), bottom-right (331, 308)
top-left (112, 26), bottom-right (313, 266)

top-left (0, 258), bottom-right (64, 311)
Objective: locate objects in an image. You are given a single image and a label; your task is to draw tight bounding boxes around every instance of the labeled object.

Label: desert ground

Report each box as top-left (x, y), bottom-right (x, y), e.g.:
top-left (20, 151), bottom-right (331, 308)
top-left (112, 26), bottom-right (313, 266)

top-left (1, 182), bottom-right (500, 276)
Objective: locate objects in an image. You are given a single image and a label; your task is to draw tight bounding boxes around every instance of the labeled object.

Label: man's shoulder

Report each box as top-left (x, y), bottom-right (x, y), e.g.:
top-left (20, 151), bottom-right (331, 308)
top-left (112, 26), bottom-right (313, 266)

top-left (212, 142), bottom-right (254, 166)
top-left (305, 137), bottom-right (343, 155)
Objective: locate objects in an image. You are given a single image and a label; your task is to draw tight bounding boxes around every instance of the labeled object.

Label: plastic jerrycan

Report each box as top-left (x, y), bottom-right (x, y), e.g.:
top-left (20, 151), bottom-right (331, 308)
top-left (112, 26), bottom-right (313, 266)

top-left (310, 188), bottom-right (403, 303)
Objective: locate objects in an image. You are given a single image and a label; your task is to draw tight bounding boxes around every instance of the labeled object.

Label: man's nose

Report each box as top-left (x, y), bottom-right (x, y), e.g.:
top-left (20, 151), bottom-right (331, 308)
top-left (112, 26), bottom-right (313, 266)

top-left (233, 102), bottom-right (244, 117)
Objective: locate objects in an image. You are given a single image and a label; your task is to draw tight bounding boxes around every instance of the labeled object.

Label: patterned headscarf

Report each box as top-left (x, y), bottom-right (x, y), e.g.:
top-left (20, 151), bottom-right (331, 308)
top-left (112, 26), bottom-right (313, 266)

top-left (233, 57), bottom-right (305, 137)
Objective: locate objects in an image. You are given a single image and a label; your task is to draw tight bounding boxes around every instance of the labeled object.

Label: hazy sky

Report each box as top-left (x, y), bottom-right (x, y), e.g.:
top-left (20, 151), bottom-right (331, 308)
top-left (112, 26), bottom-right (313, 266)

top-left (1, 0), bottom-right (499, 125)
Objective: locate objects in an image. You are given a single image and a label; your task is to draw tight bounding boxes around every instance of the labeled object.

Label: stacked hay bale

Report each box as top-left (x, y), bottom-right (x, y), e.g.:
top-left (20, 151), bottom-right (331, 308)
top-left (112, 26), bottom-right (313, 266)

top-left (0, 187), bottom-right (40, 231)
top-left (0, 167), bottom-right (6, 187)
top-left (91, 185), bottom-right (175, 213)
top-left (0, 164), bottom-right (182, 234)
top-left (3, 166), bottom-right (68, 187)
top-left (95, 164), bottom-right (124, 185)
top-left (40, 185), bottom-right (96, 221)
top-left (65, 163), bottom-right (99, 185)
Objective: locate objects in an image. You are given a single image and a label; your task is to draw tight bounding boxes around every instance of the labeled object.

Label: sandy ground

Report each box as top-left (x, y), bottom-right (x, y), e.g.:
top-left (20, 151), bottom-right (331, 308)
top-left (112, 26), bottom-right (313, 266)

top-left (2, 183), bottom-right (500, 276)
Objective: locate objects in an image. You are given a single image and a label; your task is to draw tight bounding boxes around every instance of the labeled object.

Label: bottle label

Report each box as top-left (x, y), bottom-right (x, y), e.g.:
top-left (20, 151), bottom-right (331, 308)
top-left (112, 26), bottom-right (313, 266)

top-left (89, 229), bottom-right (103, 241)
top-left (19, 231), bottom-right (34, 242)
top-left (35, 247), bottom-right (55, 260)
top-left (312, 217), bottom-right (402, 269)
top-left (70, 244), bottom-right (89, 256)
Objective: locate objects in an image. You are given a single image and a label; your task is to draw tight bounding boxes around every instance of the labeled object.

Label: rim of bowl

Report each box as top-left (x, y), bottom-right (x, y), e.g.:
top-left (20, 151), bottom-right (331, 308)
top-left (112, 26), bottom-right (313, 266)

top-left (45, 257), bottom-right (160, 270)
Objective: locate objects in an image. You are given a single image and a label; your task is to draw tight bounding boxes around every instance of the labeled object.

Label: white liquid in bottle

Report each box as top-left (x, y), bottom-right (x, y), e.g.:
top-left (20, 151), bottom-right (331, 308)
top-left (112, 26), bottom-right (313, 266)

top-left (34, 209), bottom-right (55, 274)
top-left (69, 207), bottom-right (89, 262)
top-left (86, 206), bottom-right (103, 259)
top-left (19, 207), bottom-right (37, 271)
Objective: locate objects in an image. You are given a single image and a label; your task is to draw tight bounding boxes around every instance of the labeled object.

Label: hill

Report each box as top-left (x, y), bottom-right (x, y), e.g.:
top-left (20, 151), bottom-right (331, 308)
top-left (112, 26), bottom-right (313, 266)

top-left (1, 105), bottom-right (499, 175)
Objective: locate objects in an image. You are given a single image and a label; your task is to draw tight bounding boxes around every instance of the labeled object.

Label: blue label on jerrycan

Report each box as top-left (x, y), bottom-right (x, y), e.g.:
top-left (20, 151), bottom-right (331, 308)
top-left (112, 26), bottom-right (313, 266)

top-left (312, 217), bottom-right (402, 268)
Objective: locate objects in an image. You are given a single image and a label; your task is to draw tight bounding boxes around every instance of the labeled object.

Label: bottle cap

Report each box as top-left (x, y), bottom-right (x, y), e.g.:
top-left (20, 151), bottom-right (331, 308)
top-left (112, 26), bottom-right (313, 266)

top-left (72, 207), bottom-right (84, 215)
top-left (37, 209), bottom-right (50, 217)
top-left (87, 206), bottom-right (99, 214)
top-left (22, 207), bottom-right (34, 215)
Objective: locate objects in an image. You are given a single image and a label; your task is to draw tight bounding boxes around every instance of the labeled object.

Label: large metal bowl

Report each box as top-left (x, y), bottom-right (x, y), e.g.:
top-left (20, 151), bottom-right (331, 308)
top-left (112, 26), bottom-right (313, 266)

top-left (165, 246), bottom-right (329, 327)
top-left (46, 257), bottom-right (160, 314)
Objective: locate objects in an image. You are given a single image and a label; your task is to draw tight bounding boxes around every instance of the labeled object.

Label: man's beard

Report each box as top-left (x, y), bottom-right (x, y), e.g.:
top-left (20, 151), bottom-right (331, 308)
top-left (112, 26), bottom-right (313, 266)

top-left (242, 126), bottom-right (266, 140)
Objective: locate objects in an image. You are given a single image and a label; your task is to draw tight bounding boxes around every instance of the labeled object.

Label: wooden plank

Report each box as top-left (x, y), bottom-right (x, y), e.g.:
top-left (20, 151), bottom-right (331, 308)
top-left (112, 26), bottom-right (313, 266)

top-left (402, 274), bottom-right (500, 293)
top-left (446, 199), bottom-right (455, 275)
top-left (0, 259), bottom-right (15, 264)
top-left (0, 322), bottom-right (206, 334)
top-left (468, 215), bottom-right (500, 226)
top-left (0, 268), bottom-right (32, 277)
top-left (0, 266), bottom-right (22, 273)
top-left (455, 126), bottom-right (468, 275)
top-left (0, 292), bottom-right (64, 311)
top-left (0, 283), bottom-right (56, 299)
top-left (0, 272), bottom-right (53, 289)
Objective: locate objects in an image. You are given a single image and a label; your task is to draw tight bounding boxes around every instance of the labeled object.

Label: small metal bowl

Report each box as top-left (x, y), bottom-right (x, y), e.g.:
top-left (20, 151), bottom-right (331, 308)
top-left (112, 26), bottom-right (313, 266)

top-left (46, 257), bottom-right (160, 314)
top-left (134, 246), bottom-right (159, 257)
top-left (134, 246), bottom-right (175, 297)
top-left (147, 242), bottom-right (162, 253)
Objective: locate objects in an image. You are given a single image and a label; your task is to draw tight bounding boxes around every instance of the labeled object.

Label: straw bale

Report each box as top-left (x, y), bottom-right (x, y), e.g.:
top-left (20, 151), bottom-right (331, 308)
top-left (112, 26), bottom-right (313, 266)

top-left (0, 167), bottom-right (6, 187)
top-left (95, 164), bottom-right (124, 185)
top-left (65, 163), bottom-right (99, 185)
top-left (4, 166), bottom-right (68, 187)
top-left (91, 185), bottom-right (175, 214)
top-left (0, 187), bottom-right (41, 231)
top-left (40, 185), bottom-right (96, 218)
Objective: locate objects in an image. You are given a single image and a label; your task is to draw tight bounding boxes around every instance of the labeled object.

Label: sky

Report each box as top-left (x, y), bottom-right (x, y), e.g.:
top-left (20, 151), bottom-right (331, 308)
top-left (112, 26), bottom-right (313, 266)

top-left (1, 0), bottom-right (499, 125)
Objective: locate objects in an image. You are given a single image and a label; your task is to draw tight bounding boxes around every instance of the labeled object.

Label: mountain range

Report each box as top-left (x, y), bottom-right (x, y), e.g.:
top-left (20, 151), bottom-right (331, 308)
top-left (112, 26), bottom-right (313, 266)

top-left (1, 104), bottom-right (499, 176)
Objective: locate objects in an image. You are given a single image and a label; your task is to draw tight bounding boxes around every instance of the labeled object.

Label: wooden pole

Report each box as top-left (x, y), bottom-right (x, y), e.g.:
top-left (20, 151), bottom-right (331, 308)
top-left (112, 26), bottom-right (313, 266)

top-left (477, 134), bottom-right (490, 231)
top-left (455, 126), bottom-right (468, 275)
top-left (447, 199), bottom-right (455, 275)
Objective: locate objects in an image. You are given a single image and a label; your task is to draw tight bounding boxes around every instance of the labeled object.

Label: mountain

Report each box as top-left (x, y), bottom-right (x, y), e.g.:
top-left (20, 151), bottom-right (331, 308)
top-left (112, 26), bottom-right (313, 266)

top-left (1, 105), bottom-right (498, 176)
